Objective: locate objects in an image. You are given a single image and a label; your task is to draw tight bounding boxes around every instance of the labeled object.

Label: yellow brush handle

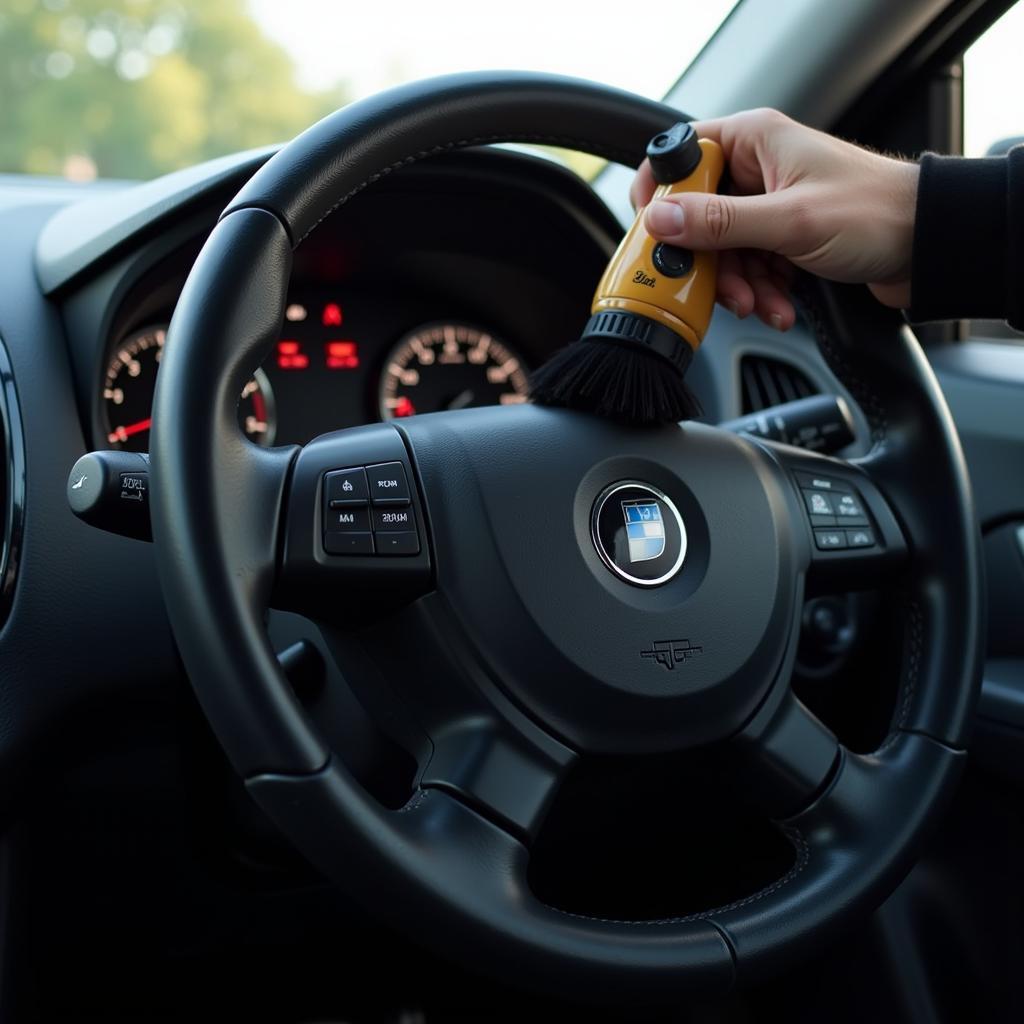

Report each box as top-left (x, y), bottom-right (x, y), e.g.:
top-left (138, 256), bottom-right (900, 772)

top-left (592, 138), bottom-right (725, 352)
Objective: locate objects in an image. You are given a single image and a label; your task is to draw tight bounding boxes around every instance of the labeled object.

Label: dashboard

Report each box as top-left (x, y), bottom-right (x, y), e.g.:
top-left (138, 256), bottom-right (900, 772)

top-left (86, 150), bottom-right (621, 453)
top-left (82, 147), bottom-right (874, 465)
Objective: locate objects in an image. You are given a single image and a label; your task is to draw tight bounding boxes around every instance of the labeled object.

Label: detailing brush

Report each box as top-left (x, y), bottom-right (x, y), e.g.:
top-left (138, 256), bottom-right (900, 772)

top-left (529, 122), bottom-right (724, 425)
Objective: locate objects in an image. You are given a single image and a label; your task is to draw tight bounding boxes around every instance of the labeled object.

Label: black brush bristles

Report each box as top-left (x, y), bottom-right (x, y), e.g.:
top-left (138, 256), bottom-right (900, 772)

top-left (529, 335), bottom-right (703, 426)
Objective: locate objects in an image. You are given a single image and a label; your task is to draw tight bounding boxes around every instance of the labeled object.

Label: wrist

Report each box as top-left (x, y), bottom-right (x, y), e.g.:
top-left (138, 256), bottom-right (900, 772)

top-left (867, 159), bottom-right (919, 308)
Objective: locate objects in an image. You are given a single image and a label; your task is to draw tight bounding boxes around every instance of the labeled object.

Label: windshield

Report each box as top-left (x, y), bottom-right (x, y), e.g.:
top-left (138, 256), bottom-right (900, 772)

top-left (0, 0), bottom-right (736, 182)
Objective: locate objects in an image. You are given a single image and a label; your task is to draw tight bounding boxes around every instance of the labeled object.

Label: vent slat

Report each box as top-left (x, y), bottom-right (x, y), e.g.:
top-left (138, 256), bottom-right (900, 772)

top-left (740, 355), bottom-right (817, 414)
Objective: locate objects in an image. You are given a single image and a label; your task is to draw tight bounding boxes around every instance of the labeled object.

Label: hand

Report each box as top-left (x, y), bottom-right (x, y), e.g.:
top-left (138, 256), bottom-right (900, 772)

top-left (630, 108), bottom-right (920, 330)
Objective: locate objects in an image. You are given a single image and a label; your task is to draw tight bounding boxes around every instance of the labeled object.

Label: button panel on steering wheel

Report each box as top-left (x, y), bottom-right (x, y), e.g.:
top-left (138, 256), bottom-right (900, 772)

top-left (321, 461), bottom-right (420, 556)
top-left (777, 448), bottom-right (907, 591)
top-left (277, 424), bottom-right (432, 612)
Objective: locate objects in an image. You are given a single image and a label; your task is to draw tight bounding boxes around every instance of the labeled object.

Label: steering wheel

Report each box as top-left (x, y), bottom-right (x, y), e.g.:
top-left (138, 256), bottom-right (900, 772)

top-left (151, 72), bottom-right (982, 1001)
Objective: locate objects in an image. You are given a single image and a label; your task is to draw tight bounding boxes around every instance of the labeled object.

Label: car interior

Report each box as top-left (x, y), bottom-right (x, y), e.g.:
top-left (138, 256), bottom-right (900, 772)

top-left (2, 0), bottom-right (1024, 1020)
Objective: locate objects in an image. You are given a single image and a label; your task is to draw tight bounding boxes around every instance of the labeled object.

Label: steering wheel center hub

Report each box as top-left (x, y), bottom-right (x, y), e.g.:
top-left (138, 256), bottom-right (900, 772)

top-left (401, 404), bottom-right (801, 754)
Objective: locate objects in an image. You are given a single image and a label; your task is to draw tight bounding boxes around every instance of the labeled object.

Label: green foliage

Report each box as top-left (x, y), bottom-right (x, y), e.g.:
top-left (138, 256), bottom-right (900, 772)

top-left (0, 0), bottom-right (346, 179)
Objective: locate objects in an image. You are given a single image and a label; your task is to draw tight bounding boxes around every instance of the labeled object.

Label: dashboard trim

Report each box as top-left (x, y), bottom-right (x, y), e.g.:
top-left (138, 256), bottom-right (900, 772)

top-left (0, 333), bottom-right (26, 630)
top-left (35, 146), bottom-right (278, 296)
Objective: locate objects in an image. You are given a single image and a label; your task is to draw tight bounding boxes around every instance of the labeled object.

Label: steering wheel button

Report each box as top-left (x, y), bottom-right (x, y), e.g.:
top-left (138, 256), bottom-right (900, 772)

top-left (834, 492), bottom-right (866, 517)
top-left (372, 506), bottom-right (416, 532)
top-left (809, 513), bottom-right (837, 528)
top-left (795, 471), bottom-right (836, 490)
top-left (323, 530), bottom-right (374, 555)
top-left (803, 489), bottom-right (836, 516)
top-left (846, 528), bottom-right (876, 548)
top-left (375, 531), bottom-right (420, 556)
top-left (325, 467), bottom-right (369, 505)
top-left (814, 529), bottom-right (847, 550)
top-left (367, 461), bottom-right (411, 504)
top-left (327, 506), bottom-right (371, 532)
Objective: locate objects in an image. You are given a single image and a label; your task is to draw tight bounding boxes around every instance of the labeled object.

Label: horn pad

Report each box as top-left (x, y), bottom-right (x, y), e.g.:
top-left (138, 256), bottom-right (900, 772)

top-left (400, 404), bottom-right (801, 755)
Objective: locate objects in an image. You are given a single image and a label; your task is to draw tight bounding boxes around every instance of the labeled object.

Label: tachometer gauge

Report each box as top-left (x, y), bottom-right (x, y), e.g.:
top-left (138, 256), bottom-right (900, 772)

top-left (379, 323), bottom-right (529, 420)
top-left (103, 324), bottom-right (276, 451)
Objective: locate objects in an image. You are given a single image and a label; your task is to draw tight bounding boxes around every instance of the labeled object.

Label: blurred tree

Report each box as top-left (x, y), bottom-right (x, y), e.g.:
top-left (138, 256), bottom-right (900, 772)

top-left (0, 0), bottom-right (346, 179)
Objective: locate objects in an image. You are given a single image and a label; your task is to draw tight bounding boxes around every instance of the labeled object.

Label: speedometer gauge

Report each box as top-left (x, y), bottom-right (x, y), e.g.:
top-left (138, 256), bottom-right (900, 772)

top-left (379, 323), bottom-right (529, 420)
top-left (103, 324), bottom-right (276, 451)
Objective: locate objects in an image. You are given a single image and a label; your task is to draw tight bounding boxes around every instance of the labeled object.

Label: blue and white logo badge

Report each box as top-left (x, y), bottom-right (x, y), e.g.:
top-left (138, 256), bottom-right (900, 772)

top-left (591, 481), bottom-right (687, 588)
top-left (622, 499), bottom-right (665, 562)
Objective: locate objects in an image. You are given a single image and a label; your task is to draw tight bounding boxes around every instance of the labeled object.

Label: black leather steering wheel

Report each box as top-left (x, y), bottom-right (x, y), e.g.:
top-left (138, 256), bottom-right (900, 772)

top-left (150, 72), bottom-right (983, 1001)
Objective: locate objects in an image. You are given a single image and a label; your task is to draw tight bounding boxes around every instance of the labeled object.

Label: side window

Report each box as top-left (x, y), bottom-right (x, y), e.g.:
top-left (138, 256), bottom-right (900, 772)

top-left (964, 3), bottom-right (1024, 340)
top-left (964, 3), bottom-right (1024, 157)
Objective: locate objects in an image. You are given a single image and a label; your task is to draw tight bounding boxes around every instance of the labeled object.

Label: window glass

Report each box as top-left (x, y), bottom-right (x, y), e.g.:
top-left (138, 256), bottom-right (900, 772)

top-left (963, 4), bottom-right (1024, 339)
top-left (964, 2), bottom-right (1024, 157)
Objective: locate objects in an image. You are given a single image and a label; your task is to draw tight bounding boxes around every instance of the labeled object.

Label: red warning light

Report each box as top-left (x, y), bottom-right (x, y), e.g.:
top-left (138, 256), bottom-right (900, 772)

top-left (325, 340), bottom-right (359, 370)
top-left (322, 302), bottom-right (343, 327)
top-left (394, 396), bottom-right (416, 418)
top-left (276, 339), bottom-right (309, 370)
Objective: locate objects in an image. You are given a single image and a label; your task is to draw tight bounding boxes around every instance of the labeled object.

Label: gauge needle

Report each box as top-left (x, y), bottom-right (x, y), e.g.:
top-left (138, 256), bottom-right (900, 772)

top-left (447, 389), bottom-right (475, 411)
top-left (113, 417), bottom-right (152, 439)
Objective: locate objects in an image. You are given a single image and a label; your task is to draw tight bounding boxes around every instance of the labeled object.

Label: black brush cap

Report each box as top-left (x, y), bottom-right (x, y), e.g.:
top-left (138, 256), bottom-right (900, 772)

top-left (646, 122), bottom-right (702, 184)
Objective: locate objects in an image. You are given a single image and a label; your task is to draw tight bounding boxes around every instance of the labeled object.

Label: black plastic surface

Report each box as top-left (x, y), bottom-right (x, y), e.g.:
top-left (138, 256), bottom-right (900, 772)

top-left (981, 519), bottom-right (1024, 657)
top-left (66, 450), bottom-right (151, 541)
top-left (0, 202), bottom-right (180, 784)
top-left (277, 424), bottom-right (431, 612)
top-left (978, 658), bottom-right (1024, 730)
top-left (399, 405), bottom-right (800, 754)
top-left (0, 334), bottom-right (25, 628)
top-left (721, 394), bottom-right (856, 453)
top-left (579, 309), bottom-right (695, 373)
top-left (646, 121), bottom-right (702, 184)
top-left (35, 146), bottom-right (276, 295)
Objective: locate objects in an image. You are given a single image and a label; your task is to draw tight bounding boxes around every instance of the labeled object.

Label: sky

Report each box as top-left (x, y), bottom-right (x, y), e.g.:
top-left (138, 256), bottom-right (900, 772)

top-left (248, 0), bottom-right (737, 104)
top-left (250, 0), bottom-right (1024, 159)
top-left (964, 2), bottom-right (1024, 155)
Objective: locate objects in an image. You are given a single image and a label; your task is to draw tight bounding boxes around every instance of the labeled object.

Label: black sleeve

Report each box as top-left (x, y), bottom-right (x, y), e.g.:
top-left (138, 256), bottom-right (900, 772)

top-left (910, 146), bottom-right (1024, 329)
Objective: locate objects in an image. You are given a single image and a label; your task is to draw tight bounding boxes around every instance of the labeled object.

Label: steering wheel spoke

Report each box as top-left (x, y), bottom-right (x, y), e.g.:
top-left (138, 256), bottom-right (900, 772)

top-left (420, 717), bottom-right (574, 842)
top-left (730, 688), bottom-right (841, 821)
top-left (334, 592), bottom-right (578, 843)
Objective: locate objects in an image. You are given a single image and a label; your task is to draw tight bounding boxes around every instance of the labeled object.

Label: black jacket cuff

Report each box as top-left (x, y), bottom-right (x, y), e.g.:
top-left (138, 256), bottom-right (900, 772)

top-left (910, 148), bottom-right (1024, 328)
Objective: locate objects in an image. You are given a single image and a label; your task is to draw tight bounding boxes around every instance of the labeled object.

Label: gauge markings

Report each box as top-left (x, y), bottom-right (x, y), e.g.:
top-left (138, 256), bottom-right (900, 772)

top-left (103, 325), bottom-right (276, 451)
top-left (379, 322), bottom-right (529, 421)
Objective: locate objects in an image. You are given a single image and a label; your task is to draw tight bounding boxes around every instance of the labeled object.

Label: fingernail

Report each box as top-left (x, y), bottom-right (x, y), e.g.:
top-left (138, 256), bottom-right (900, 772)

top-left (646, 200), bottom-right (684, 236)
top-left (725, 299), bottom-right (740, 318)
top-left (769, 313), bottom-right (784, 331)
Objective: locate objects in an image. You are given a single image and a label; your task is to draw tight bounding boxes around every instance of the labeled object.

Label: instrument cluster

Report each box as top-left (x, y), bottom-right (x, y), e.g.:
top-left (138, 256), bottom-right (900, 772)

top-left (102, 291), bottom-right (531, 451)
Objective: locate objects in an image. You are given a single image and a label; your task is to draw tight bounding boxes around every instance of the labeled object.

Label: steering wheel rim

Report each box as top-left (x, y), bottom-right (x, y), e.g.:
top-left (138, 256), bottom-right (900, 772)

top-left (150, 72), bottom-right (982, 1001)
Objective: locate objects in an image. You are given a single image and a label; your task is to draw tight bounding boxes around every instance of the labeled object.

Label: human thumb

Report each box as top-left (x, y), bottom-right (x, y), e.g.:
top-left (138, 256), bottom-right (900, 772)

top-left (644, 191), bottom-right (790, 253)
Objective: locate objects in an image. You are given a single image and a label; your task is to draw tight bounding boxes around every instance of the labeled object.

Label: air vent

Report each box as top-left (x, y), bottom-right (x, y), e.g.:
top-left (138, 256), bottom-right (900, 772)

top-left (0, 335), bottom-right (24, 627)
top-left (740, 354), bottom-right (817, 414)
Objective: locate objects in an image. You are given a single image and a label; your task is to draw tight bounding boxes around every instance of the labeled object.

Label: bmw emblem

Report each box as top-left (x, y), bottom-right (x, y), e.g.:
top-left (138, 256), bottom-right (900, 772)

top-left (591, 482), bottom-right (687, 587)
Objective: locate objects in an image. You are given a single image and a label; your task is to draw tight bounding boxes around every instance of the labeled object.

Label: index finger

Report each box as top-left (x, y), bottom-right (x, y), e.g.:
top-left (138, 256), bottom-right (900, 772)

top-left (629, 158), bottom-right (657, 211)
